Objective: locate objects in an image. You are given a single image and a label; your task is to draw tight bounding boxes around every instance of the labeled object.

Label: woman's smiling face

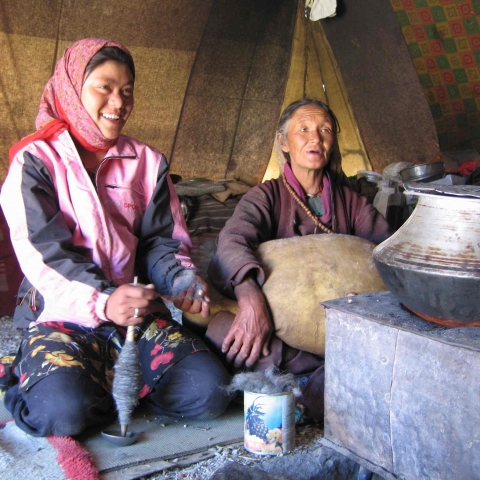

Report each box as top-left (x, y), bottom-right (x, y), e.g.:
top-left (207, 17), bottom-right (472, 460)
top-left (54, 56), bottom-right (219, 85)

top-left (279, 104), bottom-right (335, 174)
top-left (81, 59), bottom-right (134, 140)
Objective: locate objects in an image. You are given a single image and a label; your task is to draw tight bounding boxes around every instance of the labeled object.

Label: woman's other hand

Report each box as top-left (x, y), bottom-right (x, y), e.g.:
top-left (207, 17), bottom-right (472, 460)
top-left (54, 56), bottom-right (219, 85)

top-left (105, 283), bottom-right (159, 326)
top-left (167, 271), bottom-right (211, 318)
top-left (223, 276), bottom-right (273, 369)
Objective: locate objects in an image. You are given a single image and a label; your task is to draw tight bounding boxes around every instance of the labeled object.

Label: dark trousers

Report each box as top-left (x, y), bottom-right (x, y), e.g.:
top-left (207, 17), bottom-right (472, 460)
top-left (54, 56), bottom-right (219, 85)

top-left (205, 311), bottom-right (325, 421)
top-left (5, 350), bottom-right (231, 437)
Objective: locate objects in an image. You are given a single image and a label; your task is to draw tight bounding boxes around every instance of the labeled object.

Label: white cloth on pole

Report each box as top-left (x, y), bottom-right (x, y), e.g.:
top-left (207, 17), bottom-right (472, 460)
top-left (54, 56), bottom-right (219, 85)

top-left (305, 0), bottom-right (337, 20)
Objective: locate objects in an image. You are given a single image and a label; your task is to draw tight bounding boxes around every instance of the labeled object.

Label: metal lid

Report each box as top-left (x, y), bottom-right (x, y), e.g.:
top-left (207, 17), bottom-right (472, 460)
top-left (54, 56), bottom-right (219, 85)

top-left (404, 182), bottom-right (480, 198)
top-left (399, 161), bottom-right (445, 182)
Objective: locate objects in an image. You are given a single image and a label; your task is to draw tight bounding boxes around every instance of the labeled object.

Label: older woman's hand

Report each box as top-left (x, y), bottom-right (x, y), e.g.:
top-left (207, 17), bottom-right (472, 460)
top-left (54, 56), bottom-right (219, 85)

top-left (223, 276), bottom-right (273, 369)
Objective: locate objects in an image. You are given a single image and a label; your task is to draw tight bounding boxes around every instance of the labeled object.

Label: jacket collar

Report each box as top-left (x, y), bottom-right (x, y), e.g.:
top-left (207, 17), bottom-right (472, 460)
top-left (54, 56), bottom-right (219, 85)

top-left (56, 130), bottom-right (138, 160)
top-left (104, 135), bottom-right (138, 159)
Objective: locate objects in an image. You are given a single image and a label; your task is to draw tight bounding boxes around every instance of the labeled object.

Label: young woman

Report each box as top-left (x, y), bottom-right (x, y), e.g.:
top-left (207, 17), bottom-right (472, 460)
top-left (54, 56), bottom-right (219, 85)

top-left (0, 38), bottom-right (230, 437)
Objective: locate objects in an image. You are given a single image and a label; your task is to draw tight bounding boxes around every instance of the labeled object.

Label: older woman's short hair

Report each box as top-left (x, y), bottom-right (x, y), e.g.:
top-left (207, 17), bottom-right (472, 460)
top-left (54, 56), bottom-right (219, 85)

top-left (275, 98), bottom-right (339, 169)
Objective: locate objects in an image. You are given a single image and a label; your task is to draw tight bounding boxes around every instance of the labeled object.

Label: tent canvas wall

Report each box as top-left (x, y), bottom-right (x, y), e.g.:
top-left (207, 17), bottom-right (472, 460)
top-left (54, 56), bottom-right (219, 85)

top-left (1, 0), bottom-right (444, 186)
top-left (0, 0), bottom-right (297, 185)
top-left (0, 0), bottom-right (449, 315)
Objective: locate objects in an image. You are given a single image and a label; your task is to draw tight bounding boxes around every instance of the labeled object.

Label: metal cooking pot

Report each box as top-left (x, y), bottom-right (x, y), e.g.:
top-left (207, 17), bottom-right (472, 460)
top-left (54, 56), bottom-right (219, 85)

top-left (372, 183), bottom-right (480, 326)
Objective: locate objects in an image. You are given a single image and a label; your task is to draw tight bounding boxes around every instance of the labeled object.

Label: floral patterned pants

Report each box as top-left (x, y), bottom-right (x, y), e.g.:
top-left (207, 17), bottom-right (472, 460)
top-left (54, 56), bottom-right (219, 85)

top-left (0, 314), bottom-right (231, 436)
top-left (0, 314), bottom-right (207, 398)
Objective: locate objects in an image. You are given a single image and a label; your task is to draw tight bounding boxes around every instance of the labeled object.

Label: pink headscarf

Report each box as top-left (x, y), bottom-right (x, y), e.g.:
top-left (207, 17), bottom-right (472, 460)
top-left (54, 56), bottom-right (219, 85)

top-left (10, 38), bottom-right (131, 162)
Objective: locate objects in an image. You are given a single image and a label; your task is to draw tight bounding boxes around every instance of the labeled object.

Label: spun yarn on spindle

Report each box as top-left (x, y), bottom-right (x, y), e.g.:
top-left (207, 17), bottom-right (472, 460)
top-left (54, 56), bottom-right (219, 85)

top-left (112, 339), bottom-right (142, 429)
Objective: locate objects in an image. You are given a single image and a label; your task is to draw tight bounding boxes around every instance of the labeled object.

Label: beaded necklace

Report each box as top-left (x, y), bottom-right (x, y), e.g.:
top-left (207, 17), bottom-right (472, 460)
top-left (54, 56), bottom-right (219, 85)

top-left (282, 174), bottom-right (333, 234)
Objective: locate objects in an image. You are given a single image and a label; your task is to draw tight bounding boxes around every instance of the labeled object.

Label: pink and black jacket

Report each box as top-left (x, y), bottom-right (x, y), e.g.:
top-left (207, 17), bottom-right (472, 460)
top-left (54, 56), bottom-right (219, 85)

top-left (1, 130), bottom-right (194, 330)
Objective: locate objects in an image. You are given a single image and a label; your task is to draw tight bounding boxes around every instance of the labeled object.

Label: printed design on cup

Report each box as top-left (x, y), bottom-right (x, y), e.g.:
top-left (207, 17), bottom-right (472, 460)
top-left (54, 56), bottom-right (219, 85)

top-left (244, 394), bottom-right (294, 455)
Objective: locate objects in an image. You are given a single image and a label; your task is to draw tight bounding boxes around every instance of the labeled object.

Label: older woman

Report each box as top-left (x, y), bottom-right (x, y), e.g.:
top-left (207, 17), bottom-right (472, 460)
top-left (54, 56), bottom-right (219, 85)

top-left (206, 98), bottom-right (392, 421)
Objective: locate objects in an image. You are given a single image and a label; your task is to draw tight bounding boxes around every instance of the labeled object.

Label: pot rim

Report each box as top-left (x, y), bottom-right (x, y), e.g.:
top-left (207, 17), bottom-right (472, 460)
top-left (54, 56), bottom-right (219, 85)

top-left (404, 182), bottom-right (480, 199)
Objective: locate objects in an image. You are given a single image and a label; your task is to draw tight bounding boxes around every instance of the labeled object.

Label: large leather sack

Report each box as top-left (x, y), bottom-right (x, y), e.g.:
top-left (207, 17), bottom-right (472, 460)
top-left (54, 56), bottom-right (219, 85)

top-left (257, 234), bottom-right (387, 356)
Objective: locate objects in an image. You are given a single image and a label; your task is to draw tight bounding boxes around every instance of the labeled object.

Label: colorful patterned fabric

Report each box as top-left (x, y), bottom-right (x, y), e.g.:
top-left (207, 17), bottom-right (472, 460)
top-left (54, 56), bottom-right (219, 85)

top-left (9, 38), bottom-right (129, 162)
top-left (0, 314), bottom-right (207, 399)
top-left (36, 37), bottom-right (131, 149)
top-left (391, 0), bottom-right (480, 151)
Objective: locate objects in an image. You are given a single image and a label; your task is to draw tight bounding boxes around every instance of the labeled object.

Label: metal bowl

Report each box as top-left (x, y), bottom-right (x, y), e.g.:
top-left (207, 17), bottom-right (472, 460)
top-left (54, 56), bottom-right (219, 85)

top-left (356, 170), bottom-right (383, 184)
top-left (399, 162), bottom-right (445, 183)
top-left (101, 429), bottom-right (139, 446)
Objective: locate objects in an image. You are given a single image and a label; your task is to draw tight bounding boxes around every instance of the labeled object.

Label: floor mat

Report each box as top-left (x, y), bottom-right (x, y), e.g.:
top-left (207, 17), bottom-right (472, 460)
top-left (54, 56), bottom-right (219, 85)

top-left (0, 400), bottom-right (10, 423)
top-left (0, 420), bottom-right (99, 480)
top-left (79, 404), bottom-right (244, 478)
top-left (1, 400), bottom-right (244, 479)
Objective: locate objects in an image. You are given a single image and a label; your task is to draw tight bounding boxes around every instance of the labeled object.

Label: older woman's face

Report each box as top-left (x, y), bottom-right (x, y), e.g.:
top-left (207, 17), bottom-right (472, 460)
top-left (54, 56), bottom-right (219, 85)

top-left (279, 104), bottom-right (335, 173)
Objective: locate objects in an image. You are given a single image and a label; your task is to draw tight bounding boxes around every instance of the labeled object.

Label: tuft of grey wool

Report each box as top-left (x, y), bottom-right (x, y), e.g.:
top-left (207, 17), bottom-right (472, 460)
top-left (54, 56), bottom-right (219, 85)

top-left (171, 269), bottom-right (206, 301)
top-left (225, 366), bottom-right (302, 397)
top-left (112, 340), bottom-right (143, 428)
top-left (171, 269), bottom-right (197, 297)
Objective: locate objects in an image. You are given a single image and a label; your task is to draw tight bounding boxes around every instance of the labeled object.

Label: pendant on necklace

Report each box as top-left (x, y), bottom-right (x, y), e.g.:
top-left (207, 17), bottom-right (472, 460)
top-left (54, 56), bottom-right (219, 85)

top-left (306, 194), bottom-right (324, 217)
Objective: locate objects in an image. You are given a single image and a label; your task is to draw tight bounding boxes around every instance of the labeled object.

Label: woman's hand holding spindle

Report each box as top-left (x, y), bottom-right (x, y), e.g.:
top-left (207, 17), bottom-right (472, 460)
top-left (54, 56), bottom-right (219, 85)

top-left (106, 283), bottom-right (160, 326)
